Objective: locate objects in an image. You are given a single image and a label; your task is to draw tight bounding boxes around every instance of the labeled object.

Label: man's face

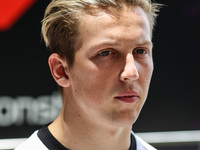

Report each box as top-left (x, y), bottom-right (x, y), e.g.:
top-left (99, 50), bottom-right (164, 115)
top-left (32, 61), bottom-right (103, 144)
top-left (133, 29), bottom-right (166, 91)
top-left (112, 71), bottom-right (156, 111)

top-left (66, 5), bottom-right (153, 127)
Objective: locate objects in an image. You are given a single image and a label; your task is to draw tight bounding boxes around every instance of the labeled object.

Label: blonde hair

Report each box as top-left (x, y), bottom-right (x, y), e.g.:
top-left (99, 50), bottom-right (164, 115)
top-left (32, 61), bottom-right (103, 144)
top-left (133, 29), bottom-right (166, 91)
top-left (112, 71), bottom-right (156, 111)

top-left (42, 0), bottom-right (162, 67)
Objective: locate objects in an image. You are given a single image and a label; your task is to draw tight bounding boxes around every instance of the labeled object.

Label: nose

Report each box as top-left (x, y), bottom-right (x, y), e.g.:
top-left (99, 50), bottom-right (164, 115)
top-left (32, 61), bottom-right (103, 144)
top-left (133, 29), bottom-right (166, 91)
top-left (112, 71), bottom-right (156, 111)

top-left (120, 53), bottom-right (139, 82)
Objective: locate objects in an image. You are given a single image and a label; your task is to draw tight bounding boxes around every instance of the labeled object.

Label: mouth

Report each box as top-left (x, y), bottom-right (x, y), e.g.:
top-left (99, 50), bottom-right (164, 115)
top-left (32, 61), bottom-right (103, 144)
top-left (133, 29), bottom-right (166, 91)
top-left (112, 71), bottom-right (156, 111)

top-left (115, 92), bottom-right (139, 103)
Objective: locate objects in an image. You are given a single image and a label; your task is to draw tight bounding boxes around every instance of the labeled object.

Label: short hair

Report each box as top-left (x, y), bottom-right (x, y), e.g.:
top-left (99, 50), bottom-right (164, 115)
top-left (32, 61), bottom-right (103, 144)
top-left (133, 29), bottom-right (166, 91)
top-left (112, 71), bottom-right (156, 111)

top-left (42, 0), bottom-right (162, 95)
top-left (42, 0), bottom-right (162, 66)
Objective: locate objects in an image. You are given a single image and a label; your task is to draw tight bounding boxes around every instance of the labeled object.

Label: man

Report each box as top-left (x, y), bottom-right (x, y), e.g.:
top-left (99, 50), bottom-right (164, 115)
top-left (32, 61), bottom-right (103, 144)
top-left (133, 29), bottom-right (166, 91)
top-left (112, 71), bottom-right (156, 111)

top-left (15, 0), bottom-right (161, 149)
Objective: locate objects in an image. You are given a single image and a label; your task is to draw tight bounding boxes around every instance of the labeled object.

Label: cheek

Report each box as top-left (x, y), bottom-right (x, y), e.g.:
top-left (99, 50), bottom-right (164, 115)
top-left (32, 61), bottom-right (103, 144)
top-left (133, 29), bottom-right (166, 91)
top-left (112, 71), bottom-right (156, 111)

top-left (143, 58), bottom-right (153, 76)
top-left (138, 60), bottom-right (153, 89)
top-left (71, 64), bottom-right (111, 101)
top-left (145, 62), bottom-right (153, 79)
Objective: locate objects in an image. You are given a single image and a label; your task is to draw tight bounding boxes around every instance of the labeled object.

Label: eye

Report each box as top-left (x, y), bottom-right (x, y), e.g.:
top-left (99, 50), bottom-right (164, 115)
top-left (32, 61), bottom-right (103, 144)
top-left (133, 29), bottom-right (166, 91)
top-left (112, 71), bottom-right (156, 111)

top-left (98, 50), bottom-right (113, 56)
top-left (132, 48), bottom-right (150, 59)
top-left (133, 48), bottom-right (147, 55)
top-left (95, 49), bottom-right (117, 61)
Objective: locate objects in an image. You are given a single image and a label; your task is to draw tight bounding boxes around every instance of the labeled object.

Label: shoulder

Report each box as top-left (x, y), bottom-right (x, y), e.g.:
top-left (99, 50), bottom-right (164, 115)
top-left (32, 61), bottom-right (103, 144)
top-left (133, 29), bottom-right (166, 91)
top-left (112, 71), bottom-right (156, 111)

top-left (15, 131), bottom-right (48, 150)
top-left (131, 131), bottom-right (157, 150)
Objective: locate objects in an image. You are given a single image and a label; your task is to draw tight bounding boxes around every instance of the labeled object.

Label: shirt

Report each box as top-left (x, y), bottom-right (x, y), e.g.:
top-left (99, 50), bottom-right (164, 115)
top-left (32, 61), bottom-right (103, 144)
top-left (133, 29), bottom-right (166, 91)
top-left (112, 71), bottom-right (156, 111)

top-left (15, 124), bottom-right (156, 150)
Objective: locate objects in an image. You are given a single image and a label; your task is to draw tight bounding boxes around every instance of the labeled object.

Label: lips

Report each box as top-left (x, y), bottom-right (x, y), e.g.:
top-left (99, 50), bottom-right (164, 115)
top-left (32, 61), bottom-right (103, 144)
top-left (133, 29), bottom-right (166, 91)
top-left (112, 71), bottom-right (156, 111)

top-left (115, 92), bottom-right (139, 103)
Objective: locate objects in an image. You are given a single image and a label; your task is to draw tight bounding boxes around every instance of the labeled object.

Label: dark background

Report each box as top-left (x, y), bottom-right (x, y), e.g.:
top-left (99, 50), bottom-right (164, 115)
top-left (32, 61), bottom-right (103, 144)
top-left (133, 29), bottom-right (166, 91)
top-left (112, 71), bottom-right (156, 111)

top-left (0, 0), bottom-right (200, 139)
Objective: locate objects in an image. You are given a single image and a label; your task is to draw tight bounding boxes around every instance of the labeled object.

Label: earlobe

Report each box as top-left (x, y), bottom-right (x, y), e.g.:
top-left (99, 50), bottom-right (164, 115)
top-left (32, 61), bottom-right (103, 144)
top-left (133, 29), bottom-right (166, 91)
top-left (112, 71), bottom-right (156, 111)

top-left (48, 53), bottom-right (70, 87)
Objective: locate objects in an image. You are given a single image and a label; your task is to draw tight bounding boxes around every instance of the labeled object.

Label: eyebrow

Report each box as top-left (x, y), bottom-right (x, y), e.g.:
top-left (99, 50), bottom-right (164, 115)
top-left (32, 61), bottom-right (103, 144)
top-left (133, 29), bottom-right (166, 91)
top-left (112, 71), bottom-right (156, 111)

top-left (88, 39), bottom-right (153, 52)
top-left (138, 40), bottom-right (153, 47)
top-left (88, 40), bottom-right (121, 51)
top-left (136, 40), bottom-right (154, 51)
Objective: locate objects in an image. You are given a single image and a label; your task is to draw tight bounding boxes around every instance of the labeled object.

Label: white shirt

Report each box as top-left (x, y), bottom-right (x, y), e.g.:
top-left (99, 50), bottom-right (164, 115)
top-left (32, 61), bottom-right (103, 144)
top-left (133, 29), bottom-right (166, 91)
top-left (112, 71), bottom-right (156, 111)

top-left (15, 130), bottom-right (156, 150)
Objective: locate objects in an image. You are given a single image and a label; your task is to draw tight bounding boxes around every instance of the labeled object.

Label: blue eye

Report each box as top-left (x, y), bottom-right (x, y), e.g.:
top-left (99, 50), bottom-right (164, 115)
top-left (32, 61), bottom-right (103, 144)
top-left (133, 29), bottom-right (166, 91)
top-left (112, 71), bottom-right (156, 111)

top-left (99, 50), bottom-right (112, 56)
top-left (132, 48), bottom-right (150, 58)
top-left (134, 49), bottom-right (147, 54)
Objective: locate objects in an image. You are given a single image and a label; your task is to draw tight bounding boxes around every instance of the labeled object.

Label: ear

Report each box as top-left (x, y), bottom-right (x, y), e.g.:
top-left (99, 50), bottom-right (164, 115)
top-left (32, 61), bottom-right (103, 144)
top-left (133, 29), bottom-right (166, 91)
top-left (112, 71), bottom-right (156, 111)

top-left (48, 53), bottom-right (70, 87)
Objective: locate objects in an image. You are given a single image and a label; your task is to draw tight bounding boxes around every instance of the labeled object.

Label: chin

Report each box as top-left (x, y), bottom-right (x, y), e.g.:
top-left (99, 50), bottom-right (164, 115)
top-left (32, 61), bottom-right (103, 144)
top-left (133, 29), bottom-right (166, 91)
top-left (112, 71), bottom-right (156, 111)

top-left (108, 110), bottom-right (140, 127)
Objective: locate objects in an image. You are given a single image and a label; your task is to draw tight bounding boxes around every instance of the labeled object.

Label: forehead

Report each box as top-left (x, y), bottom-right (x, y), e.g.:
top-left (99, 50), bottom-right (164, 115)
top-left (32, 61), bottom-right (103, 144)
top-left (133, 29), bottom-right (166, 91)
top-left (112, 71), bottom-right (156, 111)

top-left (77, 5), bottom-right (151, 49)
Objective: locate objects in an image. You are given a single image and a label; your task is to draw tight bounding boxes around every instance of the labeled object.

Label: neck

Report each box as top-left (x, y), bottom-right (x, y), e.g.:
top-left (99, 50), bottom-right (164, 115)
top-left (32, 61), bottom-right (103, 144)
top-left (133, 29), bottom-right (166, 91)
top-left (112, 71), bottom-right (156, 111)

top-left (49, 96), bottom-right (133, 150)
